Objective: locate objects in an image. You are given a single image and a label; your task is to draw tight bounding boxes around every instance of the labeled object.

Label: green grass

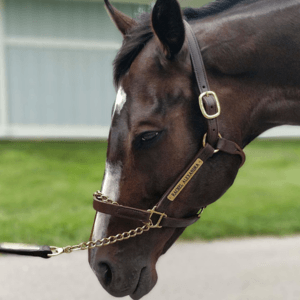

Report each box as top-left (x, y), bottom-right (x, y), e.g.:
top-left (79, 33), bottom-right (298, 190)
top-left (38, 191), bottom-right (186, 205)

top-left (0, 139), bottom-right (299, 247)
top-left (0, 141), bottom-right (106, 247)
top-left (182, 139), bottom-right (300, 240)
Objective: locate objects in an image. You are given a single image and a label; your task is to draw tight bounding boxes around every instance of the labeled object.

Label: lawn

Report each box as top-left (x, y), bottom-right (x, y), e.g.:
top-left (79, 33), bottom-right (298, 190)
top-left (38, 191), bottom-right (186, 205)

top-left (0, 139), bottom-right (299, 247)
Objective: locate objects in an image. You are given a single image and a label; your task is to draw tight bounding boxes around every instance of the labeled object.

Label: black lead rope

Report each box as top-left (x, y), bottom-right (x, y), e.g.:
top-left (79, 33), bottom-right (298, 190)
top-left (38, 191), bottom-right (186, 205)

top-left (0, 242), bottom-right (52, 259)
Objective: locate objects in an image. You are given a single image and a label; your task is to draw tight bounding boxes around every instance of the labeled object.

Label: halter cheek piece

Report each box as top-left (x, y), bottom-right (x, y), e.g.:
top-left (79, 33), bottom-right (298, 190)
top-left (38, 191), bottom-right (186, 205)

top-left (93, 21), bottom-right (246, 229)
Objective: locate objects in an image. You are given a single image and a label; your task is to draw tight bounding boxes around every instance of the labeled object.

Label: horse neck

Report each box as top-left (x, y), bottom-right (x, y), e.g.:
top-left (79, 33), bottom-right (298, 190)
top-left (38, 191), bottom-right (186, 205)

top-left (193, 0), bottom-right (300, 146)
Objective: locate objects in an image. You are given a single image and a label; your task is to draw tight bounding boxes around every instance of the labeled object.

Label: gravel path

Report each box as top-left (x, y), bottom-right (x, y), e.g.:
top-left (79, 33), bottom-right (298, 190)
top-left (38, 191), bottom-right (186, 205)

top-left (0, 236), bottom-right (300, 300)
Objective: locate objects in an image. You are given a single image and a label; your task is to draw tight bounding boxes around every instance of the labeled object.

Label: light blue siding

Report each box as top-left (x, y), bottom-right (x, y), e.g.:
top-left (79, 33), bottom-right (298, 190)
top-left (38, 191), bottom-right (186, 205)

top-left (3, 0), bottom-right (151, 132)
top-left (5, 0), bottom-right (121, 40)
top-left (7, 47), bottom-right (117, 126)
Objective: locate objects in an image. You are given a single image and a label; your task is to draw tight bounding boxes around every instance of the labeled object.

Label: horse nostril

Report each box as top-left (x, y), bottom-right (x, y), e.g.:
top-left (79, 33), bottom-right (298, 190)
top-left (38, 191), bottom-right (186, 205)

top-left (99, 262), bottom-right (112, 286)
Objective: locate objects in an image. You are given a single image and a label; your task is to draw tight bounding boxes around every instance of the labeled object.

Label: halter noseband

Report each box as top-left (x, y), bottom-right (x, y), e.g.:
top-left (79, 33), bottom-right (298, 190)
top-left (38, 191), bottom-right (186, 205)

top-left (93, 21), bottom-right (246, 230)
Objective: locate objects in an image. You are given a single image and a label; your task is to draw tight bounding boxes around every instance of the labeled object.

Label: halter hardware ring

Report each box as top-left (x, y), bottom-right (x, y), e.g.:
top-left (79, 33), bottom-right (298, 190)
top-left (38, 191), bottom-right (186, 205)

top-left (48, 246), bottom-right (64, 257)
top-left (146, 206), bottom-right (167, 229)
top-left (199, 91), bottom-right (221, 119)
top-left (202, 133), bottom-right (222, 153)
top-left (197, 207), bottom-right (205, 218)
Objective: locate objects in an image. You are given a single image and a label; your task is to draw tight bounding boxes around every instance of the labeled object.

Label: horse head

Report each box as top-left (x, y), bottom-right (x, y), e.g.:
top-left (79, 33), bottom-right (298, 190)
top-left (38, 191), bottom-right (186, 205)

top-left (89, 0), bottom-right (244, 298)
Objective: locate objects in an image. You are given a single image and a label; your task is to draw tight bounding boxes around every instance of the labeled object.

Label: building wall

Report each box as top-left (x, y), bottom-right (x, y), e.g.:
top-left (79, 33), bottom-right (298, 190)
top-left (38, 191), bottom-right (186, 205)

top-left (0, 0), bottom-right (151, 139)
top-left (0, 0), bottom-right (299, 139)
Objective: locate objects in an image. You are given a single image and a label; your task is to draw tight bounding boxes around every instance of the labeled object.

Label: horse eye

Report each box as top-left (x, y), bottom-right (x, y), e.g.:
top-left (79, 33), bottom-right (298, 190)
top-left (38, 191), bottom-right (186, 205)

top-left (141, 131), bottom-right (159, 142)
top-left (133, 131), bottom-right (163, 150)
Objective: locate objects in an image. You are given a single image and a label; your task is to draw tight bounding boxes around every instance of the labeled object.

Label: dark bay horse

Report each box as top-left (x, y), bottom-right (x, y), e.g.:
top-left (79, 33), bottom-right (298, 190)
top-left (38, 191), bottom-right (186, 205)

top-left (89, 0), bottom-right (300, 298)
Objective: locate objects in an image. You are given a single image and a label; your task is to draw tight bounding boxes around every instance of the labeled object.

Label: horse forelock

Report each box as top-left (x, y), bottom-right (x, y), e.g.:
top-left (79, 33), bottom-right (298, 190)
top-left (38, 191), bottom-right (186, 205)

top-left (113, 14), bottom-right (153, 87)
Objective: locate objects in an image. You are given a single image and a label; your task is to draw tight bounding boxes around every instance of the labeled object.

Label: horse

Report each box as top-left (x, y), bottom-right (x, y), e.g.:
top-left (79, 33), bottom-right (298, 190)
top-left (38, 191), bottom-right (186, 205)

top-left (88, 0), bottom-right (300, 298)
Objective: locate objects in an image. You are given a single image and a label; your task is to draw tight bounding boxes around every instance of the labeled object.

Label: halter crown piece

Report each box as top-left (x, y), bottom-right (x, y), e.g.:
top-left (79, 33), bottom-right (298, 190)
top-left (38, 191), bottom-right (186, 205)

top-left (0, 21), bottom-right (245, 258)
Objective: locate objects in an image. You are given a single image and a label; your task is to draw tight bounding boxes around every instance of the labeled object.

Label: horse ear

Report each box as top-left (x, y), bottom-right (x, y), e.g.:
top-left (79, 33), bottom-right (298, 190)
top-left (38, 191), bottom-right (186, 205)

top-left (104, 0), bottom-right (137, 36)
top-left (151, 0), bottom-right (185, 59)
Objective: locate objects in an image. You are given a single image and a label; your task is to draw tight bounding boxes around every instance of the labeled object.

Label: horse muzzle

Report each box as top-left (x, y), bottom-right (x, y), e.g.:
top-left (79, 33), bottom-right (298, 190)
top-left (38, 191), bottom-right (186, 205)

top-left (88, 246), bottom-right (158, 299)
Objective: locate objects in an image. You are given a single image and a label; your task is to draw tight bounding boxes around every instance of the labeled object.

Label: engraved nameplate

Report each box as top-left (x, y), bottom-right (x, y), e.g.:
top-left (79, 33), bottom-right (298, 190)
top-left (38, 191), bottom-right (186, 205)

top-left (167, 158), bottom-right (203, 201)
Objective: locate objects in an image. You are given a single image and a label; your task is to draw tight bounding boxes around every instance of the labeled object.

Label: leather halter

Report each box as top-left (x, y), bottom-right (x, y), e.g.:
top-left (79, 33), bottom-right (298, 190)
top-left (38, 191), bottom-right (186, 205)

top-left (93, 21), bottom-right (246, 229)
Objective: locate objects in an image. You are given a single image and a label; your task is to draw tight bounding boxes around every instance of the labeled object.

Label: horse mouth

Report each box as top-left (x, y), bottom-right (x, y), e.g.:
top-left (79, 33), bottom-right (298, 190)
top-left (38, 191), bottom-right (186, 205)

top-left (130, 267), bottom-right (157, 300)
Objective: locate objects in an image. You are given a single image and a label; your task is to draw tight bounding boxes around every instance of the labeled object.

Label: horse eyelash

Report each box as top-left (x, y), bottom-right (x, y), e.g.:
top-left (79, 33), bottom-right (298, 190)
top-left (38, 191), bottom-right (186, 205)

top-left (141, 131), bottom-right (159, 141)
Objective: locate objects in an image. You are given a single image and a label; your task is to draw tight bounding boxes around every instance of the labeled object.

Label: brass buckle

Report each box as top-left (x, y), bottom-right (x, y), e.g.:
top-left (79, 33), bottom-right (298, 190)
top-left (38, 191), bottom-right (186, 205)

top-left (147, 206), bottom-right (167, 228)
top-left (199, 91), bottom-right (221, 119)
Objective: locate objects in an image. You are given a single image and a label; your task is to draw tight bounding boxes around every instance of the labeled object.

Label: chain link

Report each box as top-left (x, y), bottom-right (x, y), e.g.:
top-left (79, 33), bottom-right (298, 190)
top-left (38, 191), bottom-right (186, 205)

top-left (49, 191), bottom-right (152, 257)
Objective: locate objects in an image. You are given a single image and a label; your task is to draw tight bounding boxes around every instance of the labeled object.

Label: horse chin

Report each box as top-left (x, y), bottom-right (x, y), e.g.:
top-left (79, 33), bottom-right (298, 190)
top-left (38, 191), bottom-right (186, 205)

top-left (100, 266), bottom-right (157, 299)
top-left (130, 267), bottom-right (158, 300)
top-left (161, 227), bottom-right (186, 255)
top-left (130, 229), bottom-right (184, 299)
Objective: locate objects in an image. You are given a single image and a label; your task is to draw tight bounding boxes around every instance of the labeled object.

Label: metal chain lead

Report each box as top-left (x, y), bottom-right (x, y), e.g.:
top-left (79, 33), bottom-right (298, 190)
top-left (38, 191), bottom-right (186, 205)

top-left (49, 191), bottom-right (152, 257)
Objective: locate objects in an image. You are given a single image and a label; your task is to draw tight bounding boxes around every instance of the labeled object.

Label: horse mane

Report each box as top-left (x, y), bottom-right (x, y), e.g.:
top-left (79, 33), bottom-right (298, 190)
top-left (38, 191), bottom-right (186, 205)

top-left (113, 0), bottom-right (255, 86)
top-left (183, 0), bottom-right (257, 20)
